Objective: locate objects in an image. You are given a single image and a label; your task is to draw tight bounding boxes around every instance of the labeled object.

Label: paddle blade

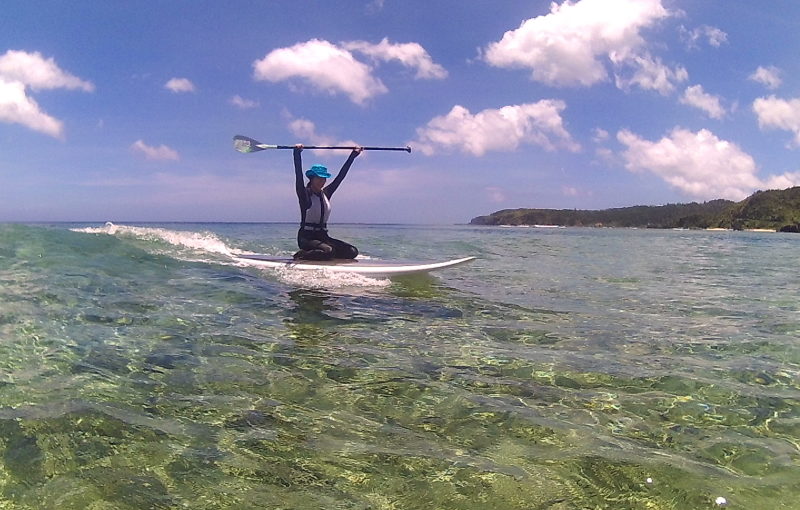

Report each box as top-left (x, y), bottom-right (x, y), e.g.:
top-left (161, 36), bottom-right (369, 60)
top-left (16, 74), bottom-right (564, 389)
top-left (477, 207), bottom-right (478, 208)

top-left (233, 135), bottom-right (268, 153)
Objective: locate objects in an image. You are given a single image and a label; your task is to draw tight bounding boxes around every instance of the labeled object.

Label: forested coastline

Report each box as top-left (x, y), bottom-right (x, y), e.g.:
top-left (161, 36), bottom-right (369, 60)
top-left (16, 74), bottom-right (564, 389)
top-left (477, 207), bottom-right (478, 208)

top-left (470, 187), bottom-right (800, 232)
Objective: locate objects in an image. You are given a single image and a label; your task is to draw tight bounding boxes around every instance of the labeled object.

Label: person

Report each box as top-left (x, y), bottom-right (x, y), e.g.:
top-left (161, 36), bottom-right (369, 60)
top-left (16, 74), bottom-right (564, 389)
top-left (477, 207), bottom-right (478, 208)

top-left (292, 144), bottom-right (363, 260)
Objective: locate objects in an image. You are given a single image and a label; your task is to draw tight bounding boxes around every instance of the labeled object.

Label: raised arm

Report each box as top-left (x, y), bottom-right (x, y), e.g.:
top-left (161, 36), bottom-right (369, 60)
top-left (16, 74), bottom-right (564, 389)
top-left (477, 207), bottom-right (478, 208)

top-left (294, 145), bottom-right (309, 207)
top-left (325, 147), bottom-right (362, 197)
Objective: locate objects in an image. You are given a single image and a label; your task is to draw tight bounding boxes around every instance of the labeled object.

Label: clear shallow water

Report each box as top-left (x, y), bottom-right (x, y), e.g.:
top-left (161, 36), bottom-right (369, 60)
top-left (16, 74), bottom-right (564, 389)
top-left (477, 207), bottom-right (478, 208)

top-left (0, 222), bottom-right (798, 509)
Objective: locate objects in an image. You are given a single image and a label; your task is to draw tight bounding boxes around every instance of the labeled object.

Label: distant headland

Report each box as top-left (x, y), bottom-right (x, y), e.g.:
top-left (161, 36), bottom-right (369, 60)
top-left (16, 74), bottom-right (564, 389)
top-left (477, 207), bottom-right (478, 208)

top-left (470, 187), bottom-right (800, 232)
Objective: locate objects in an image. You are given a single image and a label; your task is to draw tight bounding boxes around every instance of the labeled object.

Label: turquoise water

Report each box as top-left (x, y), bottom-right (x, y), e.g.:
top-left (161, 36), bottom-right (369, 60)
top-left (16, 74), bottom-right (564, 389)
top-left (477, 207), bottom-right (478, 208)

top-left (0, 222), bottom-right (798, 509)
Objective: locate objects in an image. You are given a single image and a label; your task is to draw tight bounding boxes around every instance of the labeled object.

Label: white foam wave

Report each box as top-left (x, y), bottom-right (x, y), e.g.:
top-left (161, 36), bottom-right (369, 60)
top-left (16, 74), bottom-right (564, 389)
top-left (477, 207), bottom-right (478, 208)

top-left (73, 222), bottom-right (390, 289)
top-left (270, 266), bottom-right (391, 289)
top-left (73, 222), bottom-right (235, 257)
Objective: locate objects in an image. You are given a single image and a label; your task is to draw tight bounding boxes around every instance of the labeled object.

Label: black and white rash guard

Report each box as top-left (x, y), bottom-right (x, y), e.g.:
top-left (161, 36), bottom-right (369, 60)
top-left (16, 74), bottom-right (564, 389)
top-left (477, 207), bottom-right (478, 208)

top-left (294, 149), bottom-right (358, 231)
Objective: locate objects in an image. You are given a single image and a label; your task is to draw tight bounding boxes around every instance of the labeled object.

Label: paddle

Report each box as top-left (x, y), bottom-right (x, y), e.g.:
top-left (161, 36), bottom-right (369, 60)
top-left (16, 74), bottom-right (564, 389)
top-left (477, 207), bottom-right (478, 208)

top-left (234, 135), bottom-right (411, 154)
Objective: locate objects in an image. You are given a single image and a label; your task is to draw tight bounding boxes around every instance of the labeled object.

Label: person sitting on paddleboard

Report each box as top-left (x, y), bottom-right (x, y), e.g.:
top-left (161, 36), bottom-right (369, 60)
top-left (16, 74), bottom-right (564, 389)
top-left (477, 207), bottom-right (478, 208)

top-left (293, 144), bottom-right (362, 260)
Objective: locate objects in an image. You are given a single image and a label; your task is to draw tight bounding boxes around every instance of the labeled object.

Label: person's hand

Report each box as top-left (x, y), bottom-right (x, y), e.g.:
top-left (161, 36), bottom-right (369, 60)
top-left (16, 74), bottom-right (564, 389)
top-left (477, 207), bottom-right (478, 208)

top-left (294, 144), bottom-right (303, 153)
top-left (352, 146), bottom-right (363, 156)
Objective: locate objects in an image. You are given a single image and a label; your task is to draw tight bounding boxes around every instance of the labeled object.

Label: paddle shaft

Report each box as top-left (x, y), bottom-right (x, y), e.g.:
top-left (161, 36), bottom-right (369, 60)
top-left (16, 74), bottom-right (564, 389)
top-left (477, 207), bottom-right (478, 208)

top-left (234, 135), bottom-right (411, 153)
top-left (271, 144), bottom-right (410, 152)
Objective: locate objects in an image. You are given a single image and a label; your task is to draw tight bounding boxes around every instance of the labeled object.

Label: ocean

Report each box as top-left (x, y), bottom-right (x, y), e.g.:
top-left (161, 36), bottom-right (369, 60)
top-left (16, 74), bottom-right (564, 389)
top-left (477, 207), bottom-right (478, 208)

top-left (0, 222), bottom-right (798, 509)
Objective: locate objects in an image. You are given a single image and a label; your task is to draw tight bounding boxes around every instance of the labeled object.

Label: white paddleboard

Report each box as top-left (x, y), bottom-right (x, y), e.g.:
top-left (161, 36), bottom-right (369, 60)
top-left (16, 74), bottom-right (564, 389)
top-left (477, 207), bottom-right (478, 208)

top-left (235, 255), bottom-right (476, 277)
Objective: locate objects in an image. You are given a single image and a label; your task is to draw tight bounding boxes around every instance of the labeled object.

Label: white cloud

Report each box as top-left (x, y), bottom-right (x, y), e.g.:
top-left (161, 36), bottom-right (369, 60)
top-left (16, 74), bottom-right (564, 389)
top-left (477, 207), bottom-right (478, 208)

top-left (165, 78), bottom-right (196, 93)
top-left (253, 39), bottom-right (387, 105)
top-left (680, 25), bottom-right (728, 49)
top-left (0, 50), bottom-right (94, 92)
top-left (613, 53), bottom-right (688, 95)
top-left (253, 38), bottom-right (445, 105)
top-left (230, 95), bottom-right (259, 109)
top-left (701, 26), bottom-right (728, 47)
top-left (680, 84), bottom-right (725, 119)
top-left (0, 77), bottom-right (64, 138)
top-left (287, 117), bottom-right (340, 148)
top-left (288, 118), bottom-right (318, 140)
top-left (591, 128), bottom-right (616, 164)
top-left (0, 50), bottom-right (93, 138)
top-left (592, 128), bottom-right (610, 143)
top-left (413, 100), bottom-right (580, 156)
top-left (131, 140), bottom-right (180, 161)
top-left (617, 127), bottom-right (800, 200)
top-left (749, 66), bottom-right (782, 90)
top-left (753, 95), bottom-right (800, 147)
top-left (342, 38), bottom-right (447, 79)
top-left (284, 114), bottom-right (359, 157)
top-left (482, 0), bottom-right (671, 88)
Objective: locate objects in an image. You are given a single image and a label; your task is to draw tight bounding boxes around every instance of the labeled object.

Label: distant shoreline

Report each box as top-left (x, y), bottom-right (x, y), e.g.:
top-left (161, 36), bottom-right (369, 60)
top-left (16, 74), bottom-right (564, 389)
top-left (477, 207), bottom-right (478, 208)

top-left (470, 187), bottom-right (800, 233)
top-left (493, 224), bottom-right (779, 232)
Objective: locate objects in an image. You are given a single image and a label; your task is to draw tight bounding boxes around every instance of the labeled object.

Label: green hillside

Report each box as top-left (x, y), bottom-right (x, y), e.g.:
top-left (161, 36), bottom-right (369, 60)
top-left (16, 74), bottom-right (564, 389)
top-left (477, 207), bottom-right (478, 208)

top-left (718, 188), bottom-right (800, 231)
top-left (470, 187), bottom-right (800, 232)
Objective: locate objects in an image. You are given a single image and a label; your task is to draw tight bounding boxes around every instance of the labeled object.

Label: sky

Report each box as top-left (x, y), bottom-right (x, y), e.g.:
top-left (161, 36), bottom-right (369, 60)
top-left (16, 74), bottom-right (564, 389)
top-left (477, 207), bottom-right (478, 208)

top-left (1, 0), bottom-right (799, 223)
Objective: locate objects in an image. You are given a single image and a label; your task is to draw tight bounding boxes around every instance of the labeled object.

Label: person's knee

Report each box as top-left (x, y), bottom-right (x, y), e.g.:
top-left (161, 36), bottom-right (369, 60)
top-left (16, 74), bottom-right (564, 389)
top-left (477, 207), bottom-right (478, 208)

top-left (342, 245), bottom-right (358, 259)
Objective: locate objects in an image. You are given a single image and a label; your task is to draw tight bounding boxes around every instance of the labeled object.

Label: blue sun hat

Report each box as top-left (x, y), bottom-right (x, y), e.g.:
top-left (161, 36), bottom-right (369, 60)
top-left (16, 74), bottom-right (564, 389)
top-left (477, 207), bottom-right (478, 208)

top-left (306, 164), bottom-right (331, 179)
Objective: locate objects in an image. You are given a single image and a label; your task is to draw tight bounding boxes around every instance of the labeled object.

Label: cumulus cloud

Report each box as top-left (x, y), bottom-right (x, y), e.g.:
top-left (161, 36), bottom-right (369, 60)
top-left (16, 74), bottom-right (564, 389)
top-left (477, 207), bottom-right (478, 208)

top-left (283, 114), bottom-right (358, 156)
top-left (165, 77), bottom-right (196, 93)
top-left (413, 100), bottom-right (580, 156)
top-left (680, 84), bottom-right (725, 119)
top-left (253, 39), bottom-right (386, 104)
top-left (0, 50), bottom-right (94, 138)
top-left (617, 127), bottom-right (800, 200)
top-left (753, 95), bottom-right (800, 147)
top-left (253, 38), bottom-right (444, 104)
top-left (591, 127), bottom-right (617, 164)
top-left (613, 53), bottom-right (688, 95)
top-left (342, 38), bottom-right (447, 79)
top-left (131, 140), bottom-right (180, 161)
top-left (481, 0), bottom-right (672, 89)
top-left (592, 128), bottom-right (610, 143)
top-left (286, 117), bottom-right (340, 148)
top-left (230, 95), bottom-right (259, 109)
top-left (0, 78), bottom-right (64, 138)
top-left (749, 66), bottom-right (782, 90)
top-left (0, 50), bottom-right (94, 92)
top-left (680, 25), bottom-right (728, 49)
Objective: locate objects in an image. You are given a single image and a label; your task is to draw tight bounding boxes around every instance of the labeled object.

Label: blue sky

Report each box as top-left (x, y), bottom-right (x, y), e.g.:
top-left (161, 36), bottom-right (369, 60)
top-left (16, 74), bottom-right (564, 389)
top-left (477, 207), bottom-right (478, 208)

top-left (1, 0), bottom-right (799, 223)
